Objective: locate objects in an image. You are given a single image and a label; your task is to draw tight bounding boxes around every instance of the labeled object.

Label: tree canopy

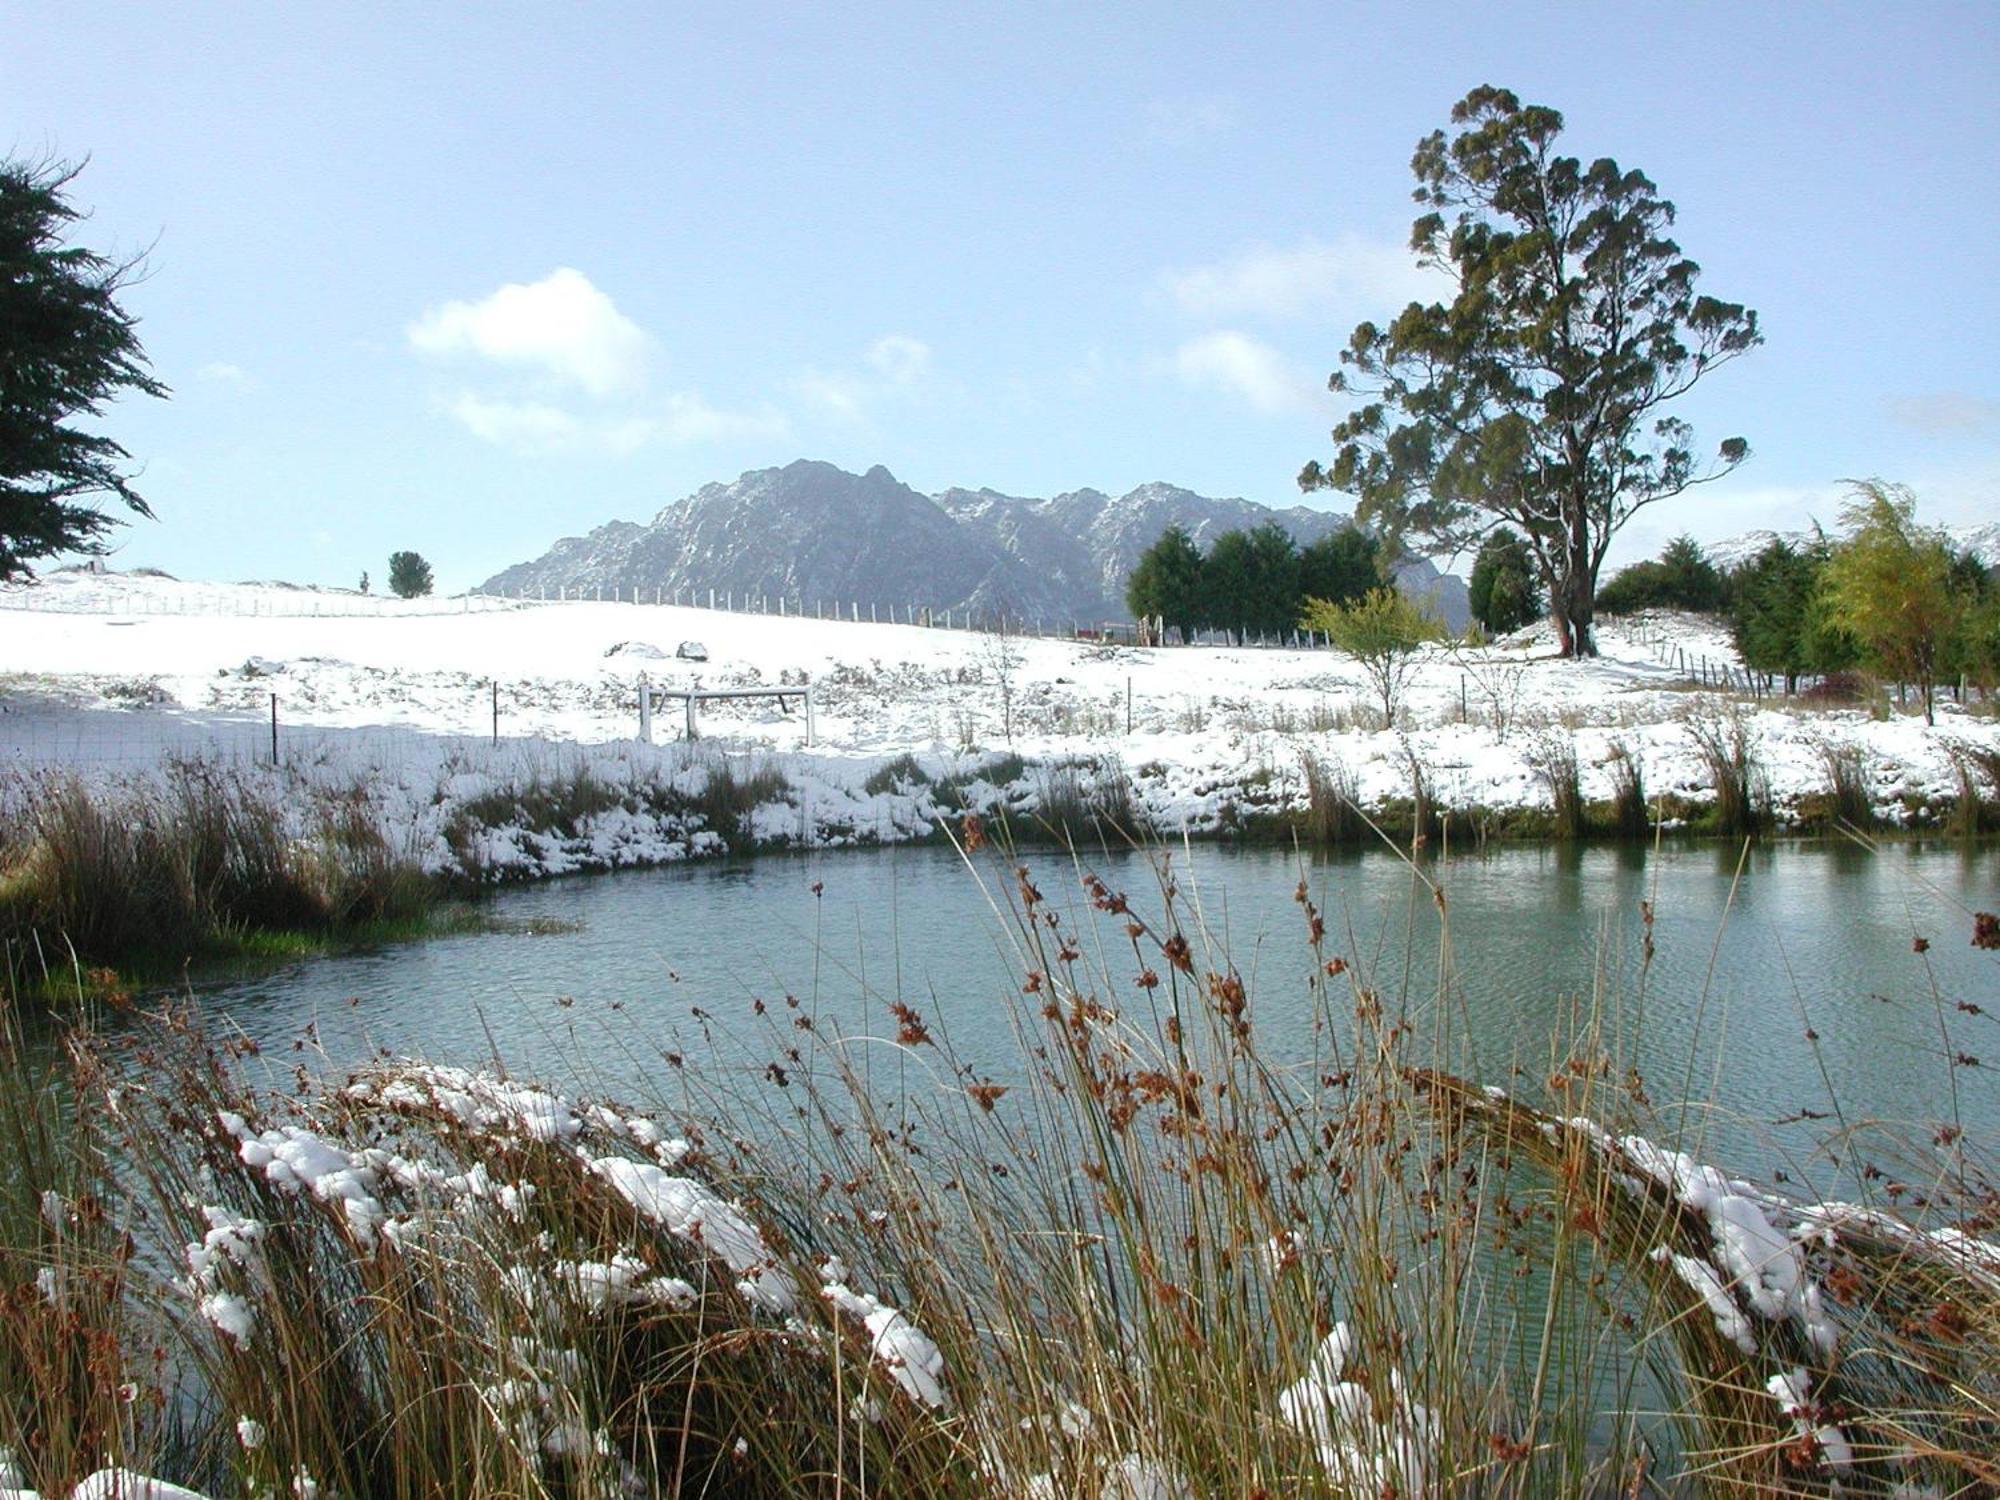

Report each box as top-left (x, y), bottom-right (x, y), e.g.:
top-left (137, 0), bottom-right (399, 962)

top-left (1299, 587), bottom-right (1442, 727)
top-left (1125, 523), bottom-right (1204, 641)
top-left (1300, 85), bottom-right (1760, 658)
top-left (0, 158), bottom-right (165, 579)
top-left (1725, 535), bottom-right (1854, 693)
top-left (1298, 527), bottom-right (1382, 612)
top-left (1595, 534), bottom-right (1727, 615)
top-left (388, 551), bottom-right (434, 599)
top-left (1466, 527), bottom-right (1541, 635)
top-left (1819, 482), bottom-right (1972, 725)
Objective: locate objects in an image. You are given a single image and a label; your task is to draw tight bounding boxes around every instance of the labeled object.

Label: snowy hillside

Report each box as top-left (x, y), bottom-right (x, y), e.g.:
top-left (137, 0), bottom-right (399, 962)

top-left (2, 569), bottom-right (1992, 882)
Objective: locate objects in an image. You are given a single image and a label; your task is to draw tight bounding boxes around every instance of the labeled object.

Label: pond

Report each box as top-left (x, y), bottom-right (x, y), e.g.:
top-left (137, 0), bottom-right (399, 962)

top-left (193, 838), bottom-right (2000, 1181)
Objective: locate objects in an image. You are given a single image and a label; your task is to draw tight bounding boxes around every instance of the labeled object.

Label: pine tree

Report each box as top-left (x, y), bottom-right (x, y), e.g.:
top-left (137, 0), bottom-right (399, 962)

top-left (1125, 524), bottom-right (1204, 642)
top-left (387, 551), bottom-right (434, 599)
top-left (1298, 528), bottom-right (1381, 613)
top-left (0, 159), bottom-right (167, 578)
top-left (1467, 528), bottom-right (1542, 634)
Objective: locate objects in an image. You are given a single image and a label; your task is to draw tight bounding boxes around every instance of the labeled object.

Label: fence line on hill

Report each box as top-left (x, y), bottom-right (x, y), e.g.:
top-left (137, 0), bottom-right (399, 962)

top-left (472, 581), bottom-right (1347, 650)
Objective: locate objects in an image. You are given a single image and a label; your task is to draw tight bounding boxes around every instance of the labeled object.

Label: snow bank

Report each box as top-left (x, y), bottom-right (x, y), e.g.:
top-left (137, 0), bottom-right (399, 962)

top-left (4, 576), bottom-right (1994, 886)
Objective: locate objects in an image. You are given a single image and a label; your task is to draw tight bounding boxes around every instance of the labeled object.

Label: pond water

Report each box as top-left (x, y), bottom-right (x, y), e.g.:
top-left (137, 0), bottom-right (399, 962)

top-left (193, 838), bottom-right (2000, 1180)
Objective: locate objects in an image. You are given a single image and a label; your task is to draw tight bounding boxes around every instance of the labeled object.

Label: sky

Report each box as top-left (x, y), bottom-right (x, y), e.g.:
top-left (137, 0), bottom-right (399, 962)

top-left (7, 1), bottom-right (1998, 591)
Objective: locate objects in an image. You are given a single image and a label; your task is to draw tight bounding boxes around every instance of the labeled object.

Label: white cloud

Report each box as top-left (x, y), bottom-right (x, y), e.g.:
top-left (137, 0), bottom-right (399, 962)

top-left (655, 392), bottom-right (790, 446)
top-left (866, 333), bottom-right (932, 385)
top-left (1159, 235), bottom-right (1445, 323)
top-left (445, 392), bottom-right (784, 456)
top-left (409, 268), bottom-right (651, 396)
top-left (196, 361), bottom-right (250, 386)
top-left (796, 334), bottom-right (934, 423)
top-left (1886, 392), bottom-right (2000, 437)
top-left (1170, 331), bottom-right (1320, 415)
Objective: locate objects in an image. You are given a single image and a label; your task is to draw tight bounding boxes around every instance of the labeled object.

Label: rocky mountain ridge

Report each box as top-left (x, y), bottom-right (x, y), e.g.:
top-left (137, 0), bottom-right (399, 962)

top-left (482, 460), bottom-right (1470, 628)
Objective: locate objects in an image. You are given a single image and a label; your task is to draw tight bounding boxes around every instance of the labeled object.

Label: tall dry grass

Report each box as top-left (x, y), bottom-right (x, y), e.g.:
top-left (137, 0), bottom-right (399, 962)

top-left (2, 832), bottom-right (1996, 1498)
top-left (0, 761), bottom-right (432, 970)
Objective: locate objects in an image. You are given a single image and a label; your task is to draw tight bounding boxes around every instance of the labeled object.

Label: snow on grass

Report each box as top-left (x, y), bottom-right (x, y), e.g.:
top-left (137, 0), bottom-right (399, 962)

top-left (3, 572), bottom-right (1995, 884)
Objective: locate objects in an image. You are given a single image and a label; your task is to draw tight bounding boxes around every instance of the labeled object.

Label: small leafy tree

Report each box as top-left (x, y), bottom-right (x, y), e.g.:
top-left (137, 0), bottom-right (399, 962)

top-left (1125, 524), bottom-right (1204, 642)
top-left (357, 570), bottom-right (370, 595)
top-left (1298, 527), bottom-right (1381, 613)
top-left (1301, 587), bottom-right (1443, 727)
top-left (1819, 481), bottom-right (1970, 725)
top-left (0, 158), bottom-right (167, 578)
top-left (1300, 86), bottom-right (1760, 658)
top-left (387, 551), bottom-right (434, 599)
top-left (1466, 528), bottom-right (1542, 635)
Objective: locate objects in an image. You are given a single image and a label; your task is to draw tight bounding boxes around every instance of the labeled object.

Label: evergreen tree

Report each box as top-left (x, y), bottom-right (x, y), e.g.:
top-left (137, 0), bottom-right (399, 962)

top-left (1300, 86), bottom-right (1759, 657)
top-left (1729, 539), bottom-right (1815, 692)
top-left (1125, 523), bottom-right (1204, 642)
top-left (1298, 527), bottom-right (1381, 613)
top-left (387, 551), bottom-right (434, 599)
top-left (0, 158), bottom-right (167, 578)
top-left (1596, 535), bottom-right (1726, 614)
top-left (1199, 529), bottom-right (1256, 644)
top-left (1240, 522), bottom-right (1302, 639)
top-left (1467, 528), bottom-right (1542, 634)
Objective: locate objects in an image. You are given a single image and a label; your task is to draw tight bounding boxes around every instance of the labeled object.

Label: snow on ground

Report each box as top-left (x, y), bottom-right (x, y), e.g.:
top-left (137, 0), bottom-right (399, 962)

top-left (2, 569), bottom-right (1993, 880)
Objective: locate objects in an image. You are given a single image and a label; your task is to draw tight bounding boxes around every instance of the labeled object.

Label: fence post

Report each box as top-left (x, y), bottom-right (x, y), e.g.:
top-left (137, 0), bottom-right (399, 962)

top-left (685, 693), bottom-right (698, 741)
top-left (709, 588), bottom-right (716, 610)
top-left (804, 684), bottom-right (816, 747)
top-left (269, 693), bottom-right (279, 766)
top-left (638, 675), bottom-right (652, 743)
top-left (491, 680), bottom-right (499, 746)
top-left (1126, 677), bottom-right (1133, 736)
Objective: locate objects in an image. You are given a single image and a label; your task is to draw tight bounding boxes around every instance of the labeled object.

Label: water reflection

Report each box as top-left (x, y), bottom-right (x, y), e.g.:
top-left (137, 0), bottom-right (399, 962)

top-left (182, 840), bottom-right (1997, 1182)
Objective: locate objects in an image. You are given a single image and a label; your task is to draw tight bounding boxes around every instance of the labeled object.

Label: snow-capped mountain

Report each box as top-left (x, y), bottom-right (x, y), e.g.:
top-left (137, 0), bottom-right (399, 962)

top-left (482, 461), bottom-right (1470, 627)
top-left (1705, 520), bottom-right (2000, 571)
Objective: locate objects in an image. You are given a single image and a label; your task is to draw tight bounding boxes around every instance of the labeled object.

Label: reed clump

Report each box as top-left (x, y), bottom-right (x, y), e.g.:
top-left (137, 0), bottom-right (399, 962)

top-left (1603, 739), bottom-right (1650, 838)
top-left (1684, 703), bottom-right (1771, 838)
top-left (1527, 731), bottom-right (1584, 840)
top-left (2, 838), bottom-right (1995, 1498)
top-left (1809, 738), bottom-right (1878, 832)
top-left (0, 761), bottom-right (433, 970)
top-left (1300, 750), bottom-right (1362, 845)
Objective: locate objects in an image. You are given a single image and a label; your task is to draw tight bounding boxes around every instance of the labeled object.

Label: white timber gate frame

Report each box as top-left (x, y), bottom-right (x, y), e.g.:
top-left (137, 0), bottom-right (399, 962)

top-left (639, 679), bottom-right (815, 747)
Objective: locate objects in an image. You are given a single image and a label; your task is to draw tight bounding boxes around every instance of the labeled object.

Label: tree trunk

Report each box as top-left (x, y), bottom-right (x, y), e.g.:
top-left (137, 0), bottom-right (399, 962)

top-left (1553, 569), bottom-right (1598, 658)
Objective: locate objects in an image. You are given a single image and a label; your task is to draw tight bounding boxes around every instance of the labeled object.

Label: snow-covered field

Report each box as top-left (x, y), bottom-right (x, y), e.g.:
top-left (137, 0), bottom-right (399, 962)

top-left (4, 569), bottom-right (1994, 880)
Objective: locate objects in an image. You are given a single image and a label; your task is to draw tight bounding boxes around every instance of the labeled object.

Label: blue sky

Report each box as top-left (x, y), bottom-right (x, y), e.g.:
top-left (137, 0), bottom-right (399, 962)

top-left (8, 2), bottom-right (1997, 589)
